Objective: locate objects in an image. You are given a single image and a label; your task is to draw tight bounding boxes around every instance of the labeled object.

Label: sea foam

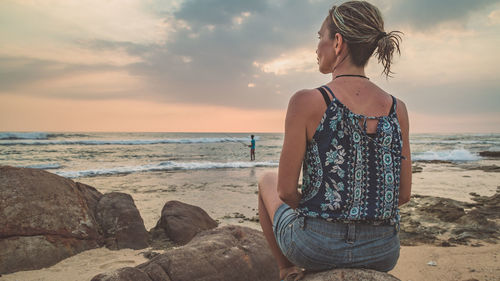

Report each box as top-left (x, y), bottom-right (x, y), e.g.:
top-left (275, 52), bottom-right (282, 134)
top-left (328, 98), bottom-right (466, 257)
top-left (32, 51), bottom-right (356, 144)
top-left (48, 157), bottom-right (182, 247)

top-left (0, 132), bottom-right (49, 140)
top-left (55, 160), bottom-right (278, 178)
top-left (0, 137), bottom-right (256, 146)
top-left (412, 149), bottom-right (480, 162)
top-left (24, 163), bottom-right (62, 169)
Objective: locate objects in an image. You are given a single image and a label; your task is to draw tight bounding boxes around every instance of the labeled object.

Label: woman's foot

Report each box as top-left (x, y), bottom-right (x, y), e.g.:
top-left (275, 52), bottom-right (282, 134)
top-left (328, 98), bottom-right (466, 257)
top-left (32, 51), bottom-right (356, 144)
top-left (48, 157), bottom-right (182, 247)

top-left (280, 266), bottom-right (305, 281)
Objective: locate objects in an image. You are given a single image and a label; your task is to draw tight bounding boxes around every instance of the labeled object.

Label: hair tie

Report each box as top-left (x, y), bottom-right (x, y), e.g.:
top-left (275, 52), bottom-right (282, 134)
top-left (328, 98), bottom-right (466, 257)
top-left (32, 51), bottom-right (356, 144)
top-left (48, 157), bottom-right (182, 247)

top-left (377, 31), bottom-right (387, 41)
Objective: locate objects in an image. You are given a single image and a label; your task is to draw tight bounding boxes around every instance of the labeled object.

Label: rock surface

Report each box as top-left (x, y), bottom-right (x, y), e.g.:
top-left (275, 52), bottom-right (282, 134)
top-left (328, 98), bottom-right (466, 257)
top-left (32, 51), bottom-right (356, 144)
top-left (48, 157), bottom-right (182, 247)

top-left (96, 192), bottom-right (149, 250)
top-left (92, 267), bottom-right (154, 281)
top-left (0, 166), bottom-right (103, 274)
top-left (92, 225), bottom-right (279, 281)
top-left (302, 269), bottom-right (400, 281)
top-left (150, 200), bottom-right (218, 245)
top-left (399, 187), bottom-right (500, 246)
top-left (0, 166), bottom-right (149, 274)
top-left (479, 151), bottom-right (500, 158)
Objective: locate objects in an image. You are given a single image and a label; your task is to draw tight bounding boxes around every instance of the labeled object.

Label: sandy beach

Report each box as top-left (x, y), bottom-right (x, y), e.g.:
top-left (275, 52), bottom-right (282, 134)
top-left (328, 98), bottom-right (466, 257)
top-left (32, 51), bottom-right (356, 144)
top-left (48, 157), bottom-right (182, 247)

top-left (3, 244), bottom-right (498, 281)
top-left (1, 159), bottom-right (499, 281)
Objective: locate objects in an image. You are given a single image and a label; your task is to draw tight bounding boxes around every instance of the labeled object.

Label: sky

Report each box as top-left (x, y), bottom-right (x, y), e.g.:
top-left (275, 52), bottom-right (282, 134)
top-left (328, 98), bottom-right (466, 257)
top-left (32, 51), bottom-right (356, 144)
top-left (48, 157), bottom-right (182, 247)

top-left (1, 0), bottom-right (499, 133)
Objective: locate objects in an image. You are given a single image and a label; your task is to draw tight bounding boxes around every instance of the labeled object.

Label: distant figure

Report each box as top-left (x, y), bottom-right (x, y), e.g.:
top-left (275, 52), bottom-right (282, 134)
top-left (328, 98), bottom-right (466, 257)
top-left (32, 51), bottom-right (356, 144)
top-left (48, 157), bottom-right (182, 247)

top-left (249, 135), bottom-right (256, 161)
top-left (257, 1), bottom-right (411, 280)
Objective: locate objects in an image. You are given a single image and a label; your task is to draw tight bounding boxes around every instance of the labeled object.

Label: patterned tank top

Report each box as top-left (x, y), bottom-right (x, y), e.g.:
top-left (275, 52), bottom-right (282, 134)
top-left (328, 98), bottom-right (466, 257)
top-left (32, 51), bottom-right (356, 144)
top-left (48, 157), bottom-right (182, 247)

top-left (296, 85), bottom-right (403, 225)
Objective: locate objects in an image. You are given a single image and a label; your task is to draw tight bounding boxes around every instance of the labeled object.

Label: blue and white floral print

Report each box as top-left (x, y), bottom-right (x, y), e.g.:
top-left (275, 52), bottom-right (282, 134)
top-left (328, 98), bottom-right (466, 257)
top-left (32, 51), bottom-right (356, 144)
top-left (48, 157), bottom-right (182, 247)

top-left (296, 86), bottom-right (403, 225)
top-left (300, 141), bottom-right (323, 203)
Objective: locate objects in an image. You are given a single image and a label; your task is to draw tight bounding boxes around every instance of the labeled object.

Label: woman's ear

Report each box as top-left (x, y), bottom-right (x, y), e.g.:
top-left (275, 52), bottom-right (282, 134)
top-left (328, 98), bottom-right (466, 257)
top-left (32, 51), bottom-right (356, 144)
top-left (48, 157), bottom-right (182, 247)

top-left (334, 32), bottom-right (343, 56)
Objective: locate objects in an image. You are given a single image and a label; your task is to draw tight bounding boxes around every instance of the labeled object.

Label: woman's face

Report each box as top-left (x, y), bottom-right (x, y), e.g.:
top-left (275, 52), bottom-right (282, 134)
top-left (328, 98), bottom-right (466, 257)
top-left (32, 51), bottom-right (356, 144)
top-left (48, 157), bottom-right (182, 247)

top-left (316, 20), bottom-right (336, 74)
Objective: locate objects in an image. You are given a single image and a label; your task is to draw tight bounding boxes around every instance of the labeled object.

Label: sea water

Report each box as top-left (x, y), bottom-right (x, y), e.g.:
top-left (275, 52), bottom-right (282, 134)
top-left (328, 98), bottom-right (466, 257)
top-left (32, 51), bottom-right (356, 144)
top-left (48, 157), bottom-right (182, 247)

top-left (1, 132), bottom-right (499, 228)
top-left (1, 132), bottom-right (498, 175)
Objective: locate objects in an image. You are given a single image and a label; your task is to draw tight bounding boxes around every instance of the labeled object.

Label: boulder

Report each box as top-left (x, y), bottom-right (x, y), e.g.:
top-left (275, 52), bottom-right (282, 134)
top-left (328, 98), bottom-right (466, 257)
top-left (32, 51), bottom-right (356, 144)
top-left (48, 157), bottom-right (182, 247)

top-left (150, 200), bottom-right (218, 245)
top-left (96, 192), bottom-right (149, 250)
top-left (91, 267), bottom-right (154, 281)
top-left (76, 182), bottom-right (103, 216)
top-left (92, 225), bottom-right (279, 281)
top-left (0, 166), bottom-right (150, 274)
top-left (0, 166), bottom-right (103, 274)
top-left (301, 268), bottom-right (400, 281)
top-left (399, 190), bottom-right (500, 246)
top-left (420, 197), bottom-right (466, 222)
top-left (0, 235), bottom-right (100, 275)
top-left (478, 151), bottom-right (500, 158)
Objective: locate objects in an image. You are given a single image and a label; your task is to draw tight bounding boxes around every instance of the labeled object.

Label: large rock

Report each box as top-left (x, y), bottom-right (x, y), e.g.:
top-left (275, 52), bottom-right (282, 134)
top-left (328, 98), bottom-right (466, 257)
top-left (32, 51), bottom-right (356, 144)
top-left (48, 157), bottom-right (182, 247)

top-left (151, 200), bottom-right (218, 245)
top-left (92, 225), bottom-right (279, 281)
top-left (96, 192), bottom-right (149, 250)
top-left (91, 267), bottom-right (154, 281)
top-left (0, 166), bottom-right (103, 274)
top-left (420, 197), bottom-right (466, 222)
top-left (399, 189), bottom-right (500, 246)
top-left (478, 151), bottom-right (500, 158)
top-left (301, 268), bottom-right (400, 281)
top-left (0, 166), bottom-right (149, 274)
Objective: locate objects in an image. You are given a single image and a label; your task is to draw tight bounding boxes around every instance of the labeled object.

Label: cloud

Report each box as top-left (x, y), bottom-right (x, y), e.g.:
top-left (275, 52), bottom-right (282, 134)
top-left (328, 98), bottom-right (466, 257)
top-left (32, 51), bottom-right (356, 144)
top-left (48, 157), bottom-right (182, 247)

top-left (1, 0), bottom-right (499, 122)
top-left (488, 9), bottom-right (500, 24)
top-left (173, 0), bottom-right (267, 27)
top-left (0, 0), bottom-right (171, 44)
top-left (383, 0), bottom-right (500, 30)
top-left (253, 48), bottom-right (317, 75)
top-left (121, 0), bottom-right (331, 108)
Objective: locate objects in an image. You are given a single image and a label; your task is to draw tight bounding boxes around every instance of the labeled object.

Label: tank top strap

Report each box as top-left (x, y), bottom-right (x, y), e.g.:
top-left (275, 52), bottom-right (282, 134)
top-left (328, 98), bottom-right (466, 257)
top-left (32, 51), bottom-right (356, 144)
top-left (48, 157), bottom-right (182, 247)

top-left (388, 95), bottom-right (397, 116)
top-left (317, 87), bottom-right (332, 107)
top-left (320, 85), bottom-right (397, 118)
top-left (322, 85), bottom-right (335, 98)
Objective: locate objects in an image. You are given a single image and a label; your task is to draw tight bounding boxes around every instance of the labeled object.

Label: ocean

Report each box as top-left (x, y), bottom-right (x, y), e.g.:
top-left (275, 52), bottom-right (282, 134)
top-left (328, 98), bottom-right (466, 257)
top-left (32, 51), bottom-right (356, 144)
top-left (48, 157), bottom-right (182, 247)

top-left (1, 132), bottom-right (498, 175)
top-left (1, 132), bottom-right (499, 229)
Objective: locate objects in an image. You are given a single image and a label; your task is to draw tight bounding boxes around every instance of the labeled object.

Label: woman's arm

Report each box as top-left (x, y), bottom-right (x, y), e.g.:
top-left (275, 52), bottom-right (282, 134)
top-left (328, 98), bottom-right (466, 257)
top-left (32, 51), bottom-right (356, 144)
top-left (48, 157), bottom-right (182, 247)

top-left (277, 90), bottom-right (313, 209)
top-left (396, 99), bottom-right (412, 206)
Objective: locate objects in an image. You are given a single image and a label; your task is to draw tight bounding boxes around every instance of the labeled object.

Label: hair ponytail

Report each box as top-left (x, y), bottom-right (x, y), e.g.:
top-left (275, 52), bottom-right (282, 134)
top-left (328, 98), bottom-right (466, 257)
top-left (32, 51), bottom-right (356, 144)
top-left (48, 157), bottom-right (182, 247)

top-left (375, 31), bottom-right (403, 77)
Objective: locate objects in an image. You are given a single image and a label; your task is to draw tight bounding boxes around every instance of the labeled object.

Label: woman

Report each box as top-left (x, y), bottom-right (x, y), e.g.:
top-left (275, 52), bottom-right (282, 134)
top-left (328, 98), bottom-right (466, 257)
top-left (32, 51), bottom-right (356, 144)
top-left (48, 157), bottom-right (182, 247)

top-left (257, 1), bottom-right (412, 280)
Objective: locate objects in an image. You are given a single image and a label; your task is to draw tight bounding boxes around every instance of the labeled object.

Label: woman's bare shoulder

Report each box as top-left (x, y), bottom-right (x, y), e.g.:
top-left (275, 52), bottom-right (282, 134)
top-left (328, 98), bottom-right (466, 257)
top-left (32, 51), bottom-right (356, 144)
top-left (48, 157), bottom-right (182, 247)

top-left (395, 97), bottom-right (408, 116)
top-left (394, 97), bottom-right (409, 129)
top-left (288, 88), bottom-right (324, 109)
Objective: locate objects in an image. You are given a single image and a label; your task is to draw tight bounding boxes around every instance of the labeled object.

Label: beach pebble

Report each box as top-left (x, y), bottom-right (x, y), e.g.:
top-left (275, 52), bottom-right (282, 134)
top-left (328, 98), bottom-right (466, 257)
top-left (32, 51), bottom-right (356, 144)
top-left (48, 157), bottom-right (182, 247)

top-left (427, 261), bottom-right (437, 266)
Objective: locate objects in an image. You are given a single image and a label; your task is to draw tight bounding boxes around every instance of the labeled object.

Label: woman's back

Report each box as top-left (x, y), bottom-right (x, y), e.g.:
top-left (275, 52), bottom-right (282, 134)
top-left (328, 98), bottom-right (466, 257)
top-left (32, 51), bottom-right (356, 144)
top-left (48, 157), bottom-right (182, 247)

top-left (297, 81), bottom-right (403, 225)
top-left (328, 79), bottom-right (394, 133)
top-left (303, 79), bottom-right (398, 141)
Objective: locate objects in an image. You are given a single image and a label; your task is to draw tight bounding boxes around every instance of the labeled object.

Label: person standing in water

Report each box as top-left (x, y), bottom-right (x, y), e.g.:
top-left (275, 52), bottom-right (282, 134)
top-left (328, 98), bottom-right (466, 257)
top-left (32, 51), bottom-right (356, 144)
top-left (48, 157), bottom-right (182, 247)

top-left (249, 135), bottom-right (256, 161)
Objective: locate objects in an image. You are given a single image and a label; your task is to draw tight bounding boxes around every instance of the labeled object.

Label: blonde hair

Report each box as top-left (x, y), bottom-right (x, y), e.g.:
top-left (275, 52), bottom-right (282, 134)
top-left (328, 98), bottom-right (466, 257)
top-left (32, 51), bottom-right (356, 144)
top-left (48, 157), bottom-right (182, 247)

top-left (327, 1), bottom-right (402, 77)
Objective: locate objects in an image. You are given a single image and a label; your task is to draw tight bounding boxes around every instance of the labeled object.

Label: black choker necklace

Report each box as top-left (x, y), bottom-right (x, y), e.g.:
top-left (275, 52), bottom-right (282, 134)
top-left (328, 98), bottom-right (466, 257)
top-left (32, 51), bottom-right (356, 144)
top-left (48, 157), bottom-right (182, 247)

top-left (334, 74), bottom-right (369, 80)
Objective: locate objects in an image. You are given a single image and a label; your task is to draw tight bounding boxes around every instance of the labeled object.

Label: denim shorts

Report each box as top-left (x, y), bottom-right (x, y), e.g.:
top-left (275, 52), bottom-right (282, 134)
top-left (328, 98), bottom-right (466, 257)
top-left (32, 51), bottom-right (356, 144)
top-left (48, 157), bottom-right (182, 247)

top-left (273, 204), bottom-right (400, 272)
